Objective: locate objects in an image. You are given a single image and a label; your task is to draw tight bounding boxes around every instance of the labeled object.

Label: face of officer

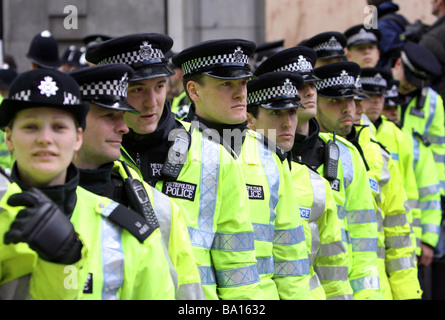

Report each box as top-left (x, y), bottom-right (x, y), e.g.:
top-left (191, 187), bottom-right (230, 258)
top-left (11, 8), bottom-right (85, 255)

top-left (382, 105), bottom-right (400, 125)
top-left (391, 58), bottom-right (418, 95)
top-left (346, 44), bottom-right (380, 68)
top-left (315, 57), bottom-right (344, 68)
top-left (298, 82), bottom-right (318, 122)
top-left (125, 77), bottom-right (168, 134)
top-left (187, 76), bottom-right (249, 125)
top-left (316, 96), bottom-right (356, 136)
top-left (247, 107), bottom-right (298, 152)
top-left (74, 104), bottom-right (129, 170)
top-left (361, 93), bottom-right (385, 122)
top-left (5, 107), bottom-right (83, 187)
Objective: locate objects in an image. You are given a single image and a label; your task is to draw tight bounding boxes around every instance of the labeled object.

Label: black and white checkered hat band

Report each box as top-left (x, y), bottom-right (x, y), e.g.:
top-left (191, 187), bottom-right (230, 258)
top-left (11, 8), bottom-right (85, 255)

top-left (315, 74), bottom-right (355, 90)
top-left (275, 62), bottom-right (313, 74)
top-left (361, 75), bottom-right (387, 88)
top-left (313, 38), bottom-right (343, 52)
top-left (181, 52), bottom-right (250, 76)
top-left (80, 80), bottom-right (128, 98)
top-left (347, 29), bottom-right (378, 46)
top-left (248, 84), bottom-right (299, 105)
top-left (401, 51), bottom-right (429, 78)
top-left (11, 89), bottom-right (80, 105)
top-left (97, 48), bottom-right (164, 66)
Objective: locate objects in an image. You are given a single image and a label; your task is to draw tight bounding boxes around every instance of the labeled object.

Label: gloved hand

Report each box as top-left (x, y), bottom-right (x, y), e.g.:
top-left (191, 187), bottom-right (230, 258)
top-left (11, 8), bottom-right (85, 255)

top-left (4, 188), bottom-right (82, 265)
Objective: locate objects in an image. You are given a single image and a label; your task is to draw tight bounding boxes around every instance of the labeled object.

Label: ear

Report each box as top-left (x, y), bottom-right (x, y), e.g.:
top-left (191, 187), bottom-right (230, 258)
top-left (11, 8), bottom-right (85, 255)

top-left (246, 112), bottom-right (256, 131)
top-left (4, 127), bottom-right (14, 152)
top-left (73, 127), bottom-right (83, 153)
top-left (186, 80), bottom-right (201, 103)
top-left (345, 47), bottom-right (351, 61)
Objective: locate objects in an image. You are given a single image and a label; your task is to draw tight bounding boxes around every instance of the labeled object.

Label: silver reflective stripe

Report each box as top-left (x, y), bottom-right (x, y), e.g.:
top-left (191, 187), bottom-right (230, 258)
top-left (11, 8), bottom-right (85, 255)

top-left (377, 246), bottom-right (385, 259)
top-left (385, 234), bottom-right (412, 249)
top-left (257, 137), bottom-right (279, 225)
top-left (100, 201), bottom-right (124, 300)
top-left (216, 264), bottom-right (260, 288)
top-left (423, 223), bottom-right (441, 235)
top-left (212, 232), bottom-right (255, 251)
top-left (328, 294), bottom-right (354, 300)
top-left (177, 283), bottom-right (206, 300)
top-left (379, 149), bottom-right (391, 188)
top-left (314, 266), bottom-right (349, 281)
top-left (199, 135), bottom-right (220, 233)
top-left (419, 184), bottom-right (440, 198)
top-left (308, 170), bottom-right (326, 265)
top-left (347, 209), bottom-right (377, 224)
top-left (405, 199), bottom-right (418, 213)
top-left (386, 256), bottom-right (415, 273)
top-left (150, 190), bottom-right (181, 299)
top-left (309, 273), bottom-right (322, 291)
top-left (412, 217), bottom-right (421, 228)
top-left (253, 223), bottom-right (274, 242)
top-left (257, 256), bottom-right (274, 275)
top-left (337, 141), bottom-right (353, 188)
top-left (428, 135), bottom-right (445, 145)
top-left (274, 259), bottom-right (310, 277)
top-left (424, 88), bottom-right (437, 137)
top-left (151, 188), bottom-right (172, 251)
top-left (351, 238), bottom-right (378, 252)
top-left (384, 214), bottom-right (408, 228)
top-left (198, 266), bottom-right (216, 285)
top-left (318, 240), bottom-right (347, 257)
top-left (273, 225), bottom-right (305, 245)
top-left (419, 200), bottom-right (442, 211)
top-left (412, 135), bottom-right (420, 168)
top-left (350, 275), bottom-right (380, 292)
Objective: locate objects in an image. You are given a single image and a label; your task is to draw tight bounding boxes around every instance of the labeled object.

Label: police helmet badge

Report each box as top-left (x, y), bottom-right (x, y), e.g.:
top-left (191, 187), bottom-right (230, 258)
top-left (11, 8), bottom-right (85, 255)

top-left (327, 36), bottom-right (342, 50)
top-left (234, 47), bottom-right (244, 63)
top-left (340, 70), bottom-right (350, 86)
top-left (38, 76), bottom-right (59, 97)
top-left (297, 55), bottom-right (312, 72)
top-left (119, 72), bottom-right (129, 92)
top-left (355, 75), bottom-right (362, 90)
top-left (139, 41), bottom-right (154, 60)
top-left (283, 78), bottom-right (294, 96)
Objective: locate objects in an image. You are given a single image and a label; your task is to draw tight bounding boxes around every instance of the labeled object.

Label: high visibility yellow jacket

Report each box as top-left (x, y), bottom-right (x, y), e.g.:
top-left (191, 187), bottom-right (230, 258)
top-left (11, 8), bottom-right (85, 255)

top-left (355, 125), bottom-right (421, 300)
top-left (170, 91), bottom-right (190, 121)
top-left (290, 161), bottom-right (352, 300)
top-left (121, 121), bottom-right (262, 300)
top-left (112, 161), bottom-right (204, 300)
top-left (402, 126), bottom-right (442, 252)
top-left (317, 133), bottom-right (382, 300)
top-left (399, 88), bottom-right (445, 196)
top-left (0, 177), bottom-right (176, 300)
top-left (374, 116), bottom-right (420, 256)
top-left (236, 130), bottom-right (310, 300)
top-left (0, 131), bottom-right (13, 171)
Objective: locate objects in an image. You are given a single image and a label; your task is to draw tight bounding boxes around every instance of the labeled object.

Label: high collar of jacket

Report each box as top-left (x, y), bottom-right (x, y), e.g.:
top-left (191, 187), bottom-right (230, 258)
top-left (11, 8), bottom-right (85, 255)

top-left (122, 104), bottom-right (177, 149)
top-left (78, 162), bottom-right (114, 196)
top-left (187, 106), bottom-right (248, 156)
top-left (293, 118), bottom-right (320, 151)
top-left (11, 162), bottom-right (79, 218)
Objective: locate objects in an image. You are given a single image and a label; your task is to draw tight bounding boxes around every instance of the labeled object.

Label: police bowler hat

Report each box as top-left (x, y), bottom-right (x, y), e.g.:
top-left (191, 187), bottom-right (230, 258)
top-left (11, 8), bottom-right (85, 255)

top-left (26, 30), bottom-right (62, 69)
top-left (172, 39), bottom-right (256, 80)
top-left (0, 68), bottom-right (18, 90)
top-left (254, 46), bottom-right (320, 83)
top-left (314, 61), bottom-right (361, 98)
top-left (302, 31), bottom-right (347, 60)
top-left (400, 42), bottom-right (442, 88)
top-left (69, 64), bottom-right (137, 112)
top-left (0, 69), bottom-right (89, 128)
top-left (247, 71), bottom-right (304, 110)
top-left (86, 33), bottom-right (174, 81)
top-left (360, 67), bottom-right (392, 95)
top-left (344, 25), bottom-right (381, 48)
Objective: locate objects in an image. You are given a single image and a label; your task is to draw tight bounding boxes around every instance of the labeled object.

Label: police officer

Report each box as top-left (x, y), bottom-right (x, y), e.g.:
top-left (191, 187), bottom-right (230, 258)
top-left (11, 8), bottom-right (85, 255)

top-left (26, 30), bottom-right (62, 70)
top-left (165, 50), bottom-right (190, 120)
top-left (391, 42), bottom-right (444, 297)
top-left (300, 31), bottom-right (347, 68)
top-left (391, 42), bottom-right (445, 205)
top-left (246, 69), bottom-right (351, 300)
top-left (382, 79), bottom-right (402, 125)
top-left (344, 24), bottom-right (382, 68)
top-left (87, 34), bottom-right (262, 300)
top-left (69, 63), bottom-right (204, 300)
top-left (0, 69), bottom-right (175, 300)
top-left (314, 62), bottom-right (383, 299)
top-left (233, 70), bottom-right (312, 300)
top-left (173, 38), bottom-right (309, 299)
top-left (59, 45), bottom-right (88, 73)
top-left (348, 67), bottom-right (421, 299)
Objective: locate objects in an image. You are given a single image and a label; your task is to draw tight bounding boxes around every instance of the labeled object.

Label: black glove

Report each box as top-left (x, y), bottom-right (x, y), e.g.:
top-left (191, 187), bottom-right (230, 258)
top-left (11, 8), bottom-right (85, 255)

top-left (4, 188), bottom-right (82, 265)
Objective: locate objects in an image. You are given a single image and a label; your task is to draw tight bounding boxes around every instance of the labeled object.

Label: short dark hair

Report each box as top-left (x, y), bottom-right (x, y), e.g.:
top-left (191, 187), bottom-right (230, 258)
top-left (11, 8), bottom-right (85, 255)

top-left (247, 105), bottom-right (260, 118)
